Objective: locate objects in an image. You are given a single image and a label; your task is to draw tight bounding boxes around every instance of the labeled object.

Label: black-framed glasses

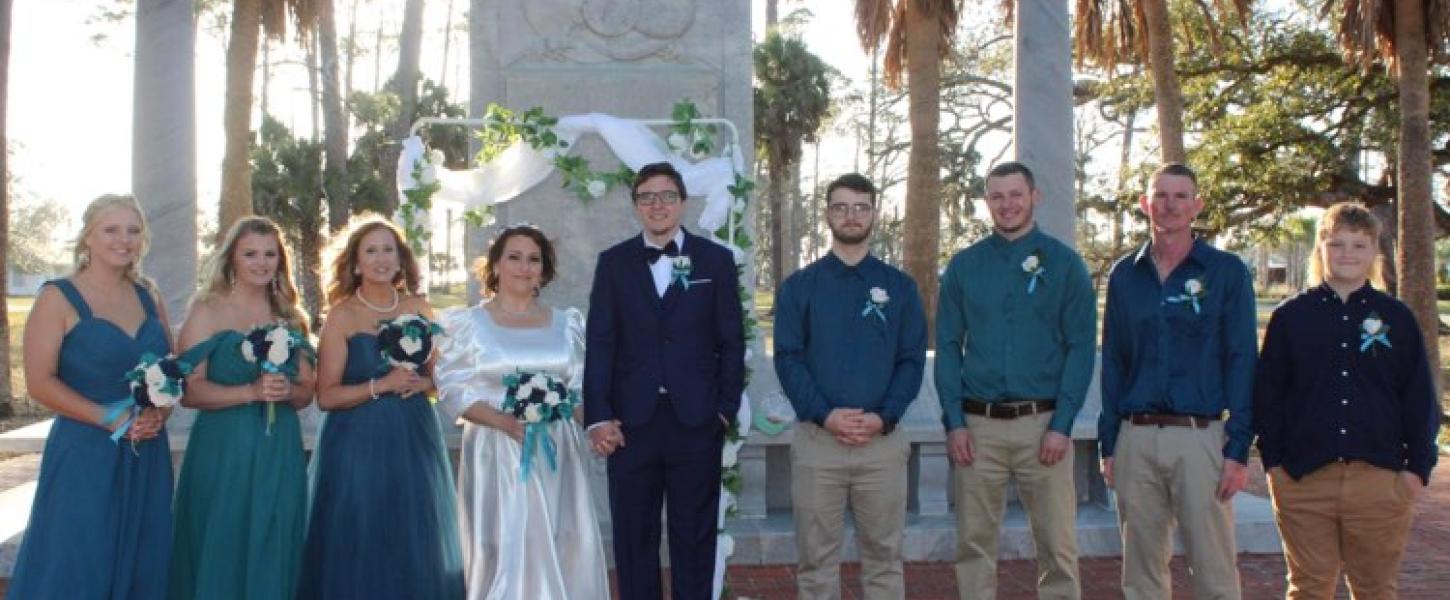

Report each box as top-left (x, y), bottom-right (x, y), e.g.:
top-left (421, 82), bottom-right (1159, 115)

top-left (827, 203), bottom-right (874, 217)
top-left (634, 191), bottom-right (682, 206)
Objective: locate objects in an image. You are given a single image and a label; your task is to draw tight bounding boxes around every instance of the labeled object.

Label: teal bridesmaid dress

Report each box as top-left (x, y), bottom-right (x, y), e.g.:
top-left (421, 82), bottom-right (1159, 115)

top-left (168, 329), bottom-right (311, 600)
top-left (9, 279), bottom-right (173, 599)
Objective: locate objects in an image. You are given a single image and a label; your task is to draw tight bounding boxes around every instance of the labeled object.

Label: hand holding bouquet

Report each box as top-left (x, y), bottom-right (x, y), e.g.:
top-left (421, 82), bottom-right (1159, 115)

top-left (501, 370), bottom-right (579, 480)
top-left (114, 352), bottom-right (192, 449)
top-left (377, 313), bottom-right (445, 371)
top-left (240, 322), bottom-right (310, 434)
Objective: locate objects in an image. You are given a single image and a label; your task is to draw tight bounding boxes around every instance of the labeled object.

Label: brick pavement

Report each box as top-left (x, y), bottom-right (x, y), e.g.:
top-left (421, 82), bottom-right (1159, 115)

top-left (4, 458), bottom-right (1450, 598)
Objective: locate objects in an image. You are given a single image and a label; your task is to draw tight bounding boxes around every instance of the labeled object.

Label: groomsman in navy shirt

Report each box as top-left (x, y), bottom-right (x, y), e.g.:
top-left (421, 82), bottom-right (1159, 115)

top-left (1098, 163), bottom-right (1256, 599)
top-left (774, 173), bottom-right (927, 600)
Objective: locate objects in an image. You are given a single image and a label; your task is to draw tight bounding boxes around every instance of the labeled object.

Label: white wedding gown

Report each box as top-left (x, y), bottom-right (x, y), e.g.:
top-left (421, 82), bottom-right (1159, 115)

top-left (434, 305), bottom-right (609, 600)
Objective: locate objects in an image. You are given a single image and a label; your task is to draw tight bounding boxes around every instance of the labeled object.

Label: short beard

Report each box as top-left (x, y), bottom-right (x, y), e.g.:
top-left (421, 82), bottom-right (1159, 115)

top-left (830, 222), bottom-right (873, 245)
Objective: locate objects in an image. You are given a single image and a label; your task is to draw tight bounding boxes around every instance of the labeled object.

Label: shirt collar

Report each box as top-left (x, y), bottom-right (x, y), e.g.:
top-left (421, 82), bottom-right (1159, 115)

top-left (822, 250), bottom-right (878, 275)
top-left (1132, 237), bottom-right (1210, 269)
top-left (987, 224), bottom-right (1042, 250)
top-left (1313, 280), bottom-right (1377, 303)
top-left (641, 228), bottom-right (686, 251)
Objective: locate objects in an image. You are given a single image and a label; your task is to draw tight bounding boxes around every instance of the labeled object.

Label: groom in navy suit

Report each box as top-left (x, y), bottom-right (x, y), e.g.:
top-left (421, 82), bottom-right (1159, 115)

top-left (584, 161), bottom-right (745, 599)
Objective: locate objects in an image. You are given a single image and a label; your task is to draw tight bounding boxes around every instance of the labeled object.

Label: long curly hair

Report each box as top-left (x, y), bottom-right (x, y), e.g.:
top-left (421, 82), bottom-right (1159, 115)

top-left (325, 218), bottom-right (422, 307)
top-left (194, 216), bottom-right (310, 335)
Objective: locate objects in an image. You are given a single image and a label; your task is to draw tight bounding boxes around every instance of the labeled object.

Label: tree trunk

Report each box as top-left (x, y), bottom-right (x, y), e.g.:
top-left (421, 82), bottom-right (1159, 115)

top-left (219, 0), bottom-right (261, 241)
top-left (785, 158), bottom-right (801, 276)
top-left (0, 0), bottom-right (12, 410)
top-left (766, 0), bottom-right (778, 29)
top-left (306, 36), bottom-right (321, 143)
top-left (903, 4), bottom-right (942, 344)
top-left (260, 39), bottom-right (271, 117)
top-left (298, 217), bottom-right (325, 328)
top-left (441, 0), bottom-right (454, 91)
top-left (345, 0), bottom-right (359, 108)
top-left (769, 151), bottom-right (786, 290)
top-left (380, 0), bottom-right (426, 215)
top-left (1141, 0), bottom-right (1186, 163)
top-left (319, 0), bottom-right (351, 233)
top-left (1393, 0), bottom-right (1441, 396)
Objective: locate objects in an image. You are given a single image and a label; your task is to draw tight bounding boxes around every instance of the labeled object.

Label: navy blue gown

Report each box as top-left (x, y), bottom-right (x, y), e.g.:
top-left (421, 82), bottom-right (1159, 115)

top-left (9, 279), bottom-right (173, 599)
top-left (296, 333), bottom-right (464, 599)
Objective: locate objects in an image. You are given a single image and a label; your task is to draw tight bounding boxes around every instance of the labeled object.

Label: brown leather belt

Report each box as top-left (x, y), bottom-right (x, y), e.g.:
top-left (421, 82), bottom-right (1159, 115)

top-left (1125, 412), bottom-right (1219, 428)
top-left (963, 399), bottom-right (1056, 420)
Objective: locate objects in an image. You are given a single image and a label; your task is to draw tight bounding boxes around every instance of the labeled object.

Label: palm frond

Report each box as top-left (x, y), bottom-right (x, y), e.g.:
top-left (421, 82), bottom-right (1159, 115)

top-left (856, 0), bottom-right (894, 52)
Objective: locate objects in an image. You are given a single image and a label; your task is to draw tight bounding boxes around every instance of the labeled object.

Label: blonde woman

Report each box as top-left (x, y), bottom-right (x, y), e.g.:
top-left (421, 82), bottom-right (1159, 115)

top-left (10, 194), bottom-right (175, 599)
top-left (1254, 202), bottom-right (1439, 598)
top-left (169, 216), bottom-right (316, 599)
top-left (298, 219), bottom-right (464, 599)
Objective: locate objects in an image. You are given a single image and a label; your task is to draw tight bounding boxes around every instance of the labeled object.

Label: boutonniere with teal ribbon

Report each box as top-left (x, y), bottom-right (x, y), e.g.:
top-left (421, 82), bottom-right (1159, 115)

top-left (1021, 251), bottom-right (1046, 294)
top-left (671, 255), bottom-right (693, 290)
top-left (1166, 277), bottom-right (1207, 314)
top-left (1359, 312), bottom-right (1392, 354)
top-left (861, 286), bottom-right (889, 323)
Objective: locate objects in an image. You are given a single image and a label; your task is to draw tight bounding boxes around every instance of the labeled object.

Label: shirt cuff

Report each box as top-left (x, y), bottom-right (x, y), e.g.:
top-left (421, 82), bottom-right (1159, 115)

top-left (1223, 438), bottom-right (1251, 464)
top-left (1047, 410), bottom-right (1075, 436)
top-left (586, 421), bottom-right (613, 433)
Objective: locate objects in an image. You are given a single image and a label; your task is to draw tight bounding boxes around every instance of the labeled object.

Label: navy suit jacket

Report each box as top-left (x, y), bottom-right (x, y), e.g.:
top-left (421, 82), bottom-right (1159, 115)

top-left (584, 228), bottom-right (746, 428)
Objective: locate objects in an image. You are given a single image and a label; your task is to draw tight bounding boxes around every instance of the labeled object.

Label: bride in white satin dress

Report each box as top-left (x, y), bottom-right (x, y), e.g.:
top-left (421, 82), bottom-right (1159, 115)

top-left (434, 225), bottom-right (608, 600)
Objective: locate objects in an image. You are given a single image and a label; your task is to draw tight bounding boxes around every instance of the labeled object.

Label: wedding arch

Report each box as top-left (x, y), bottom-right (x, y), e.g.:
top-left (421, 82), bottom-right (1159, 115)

top-left (395, 101), bottom-right (755, 599)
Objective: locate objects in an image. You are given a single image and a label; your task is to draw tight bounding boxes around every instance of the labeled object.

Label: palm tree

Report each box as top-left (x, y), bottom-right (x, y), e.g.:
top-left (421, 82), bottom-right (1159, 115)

top-left (318, 0), bottom-right (350, 233)
top-left (379, 0), bottom-right (427, 213)
top-left (754, 30), bottom-right (832, 288)
top-left (1328, 0), bottom-right (1450, 393)
top-left (1073, 0), bottom-right (1248, 162)
top-left (853, 0), bottom-right (960, 340)
top-left (0, 0), bottom-right (11, 408)
top-left (219, 0), bottom-right (320, 240)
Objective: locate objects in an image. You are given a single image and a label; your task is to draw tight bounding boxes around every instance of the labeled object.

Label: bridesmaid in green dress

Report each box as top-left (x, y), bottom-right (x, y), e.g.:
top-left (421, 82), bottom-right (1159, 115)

top-left (168, 216), bottom-right (317, 600)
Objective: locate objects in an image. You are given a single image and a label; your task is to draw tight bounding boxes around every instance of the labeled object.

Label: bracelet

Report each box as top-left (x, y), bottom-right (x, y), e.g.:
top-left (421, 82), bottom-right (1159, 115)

top-left (368, 378), bottom-right (379, 400)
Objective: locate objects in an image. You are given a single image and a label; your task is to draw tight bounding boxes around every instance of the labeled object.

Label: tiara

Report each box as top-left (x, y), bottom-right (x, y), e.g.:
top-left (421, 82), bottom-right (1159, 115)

top-left (505, 221), bottom-right (541, 231)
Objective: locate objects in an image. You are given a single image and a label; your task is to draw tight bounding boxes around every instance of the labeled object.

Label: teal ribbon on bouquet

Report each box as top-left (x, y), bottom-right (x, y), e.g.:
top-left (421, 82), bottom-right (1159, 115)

top-left (519, 421), bottom-right (559, 481)
top-left (1360, 331), bottom-right (1392, 353)
top-left (103, 398), bottom-right (137, 444)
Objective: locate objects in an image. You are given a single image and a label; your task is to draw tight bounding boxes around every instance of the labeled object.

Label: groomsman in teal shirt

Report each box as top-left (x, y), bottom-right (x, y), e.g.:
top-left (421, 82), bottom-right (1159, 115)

top-left (936, 162), bottom-right (1096, 600)
top-left (774, 173), bottom-right (927, 600)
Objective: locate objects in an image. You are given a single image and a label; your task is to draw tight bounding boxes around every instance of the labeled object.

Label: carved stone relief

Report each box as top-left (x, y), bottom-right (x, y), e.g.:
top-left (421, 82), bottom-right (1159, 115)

top-left (516, 0), bottom-right (700, 65)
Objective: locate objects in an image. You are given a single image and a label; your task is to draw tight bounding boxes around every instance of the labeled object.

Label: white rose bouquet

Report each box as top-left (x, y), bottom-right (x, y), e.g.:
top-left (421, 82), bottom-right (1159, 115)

top-left (113, 352), bottom-right (192, 450)
top-left (500, 370), bottom-right (579, 480)
top-left (377, 313), bottom-right (445, 372)
top-left (240, 322), bottom-right (311, 434)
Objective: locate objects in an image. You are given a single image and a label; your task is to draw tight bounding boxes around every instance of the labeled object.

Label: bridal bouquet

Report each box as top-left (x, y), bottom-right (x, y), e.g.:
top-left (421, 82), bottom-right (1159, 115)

top-left (240, 322), bottom-right (309, 434)
top-left (377, 313), bottom-right (444, 372)
top-left (113, 352), bottom-right (192, 449)
top-left (501, 370), bottom-right (579, 480)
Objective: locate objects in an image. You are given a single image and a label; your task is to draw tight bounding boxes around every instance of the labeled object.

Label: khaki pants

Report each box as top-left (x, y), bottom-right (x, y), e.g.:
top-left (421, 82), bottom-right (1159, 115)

top-left (953, 411), bottom-right (1080, 599)
top-left (791, 422), bottom-right (910, 600)
top-left (1268, 462), bottom-right (1415, 600)
top-left (1113, 420), bottom-right (1241, 600)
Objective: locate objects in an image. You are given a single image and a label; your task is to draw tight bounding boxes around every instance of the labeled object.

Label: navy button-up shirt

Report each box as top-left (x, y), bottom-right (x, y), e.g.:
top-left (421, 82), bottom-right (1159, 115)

top-left (1253, 283), bottom-right (1440, 484)
top-left (773, 252), bottom-right (928, 427)
top-left (1098, 239), bottom-right (1258, 462)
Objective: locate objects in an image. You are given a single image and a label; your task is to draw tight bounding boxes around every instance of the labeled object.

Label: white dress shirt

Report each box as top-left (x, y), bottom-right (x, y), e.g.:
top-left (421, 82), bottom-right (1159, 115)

top-left (644, 229), bottom-right (686, 298)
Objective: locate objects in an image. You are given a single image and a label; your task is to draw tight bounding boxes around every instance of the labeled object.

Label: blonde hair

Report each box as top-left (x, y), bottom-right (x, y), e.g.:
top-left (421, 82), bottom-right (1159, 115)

top-left (1307, 202), bottom-right (1387, 290)
top-left (324, 217), bottom-right (422, 307)
top-left (194, 216), bottom-right (310, 335)
top-left (72, 194), bottom-right (155, 289)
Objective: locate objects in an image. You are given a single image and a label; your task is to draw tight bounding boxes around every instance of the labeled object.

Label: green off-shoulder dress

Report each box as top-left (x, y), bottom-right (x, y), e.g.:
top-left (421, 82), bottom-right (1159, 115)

top-left (168, 329), bottom-right (313, 600)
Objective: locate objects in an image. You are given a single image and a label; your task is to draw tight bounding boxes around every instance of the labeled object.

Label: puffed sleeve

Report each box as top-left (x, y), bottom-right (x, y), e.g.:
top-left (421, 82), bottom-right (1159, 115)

top-left (563, 307), bottom-right (586, 392)
top-left (434, 307), bottom-right (488, 423)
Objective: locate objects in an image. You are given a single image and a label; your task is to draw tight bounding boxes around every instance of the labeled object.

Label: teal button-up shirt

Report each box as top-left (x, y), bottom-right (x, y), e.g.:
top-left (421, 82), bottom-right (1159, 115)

top-left (935, 226), bottom-right (1097, 434)
top-left (773, 252), bottom-right (928, 427)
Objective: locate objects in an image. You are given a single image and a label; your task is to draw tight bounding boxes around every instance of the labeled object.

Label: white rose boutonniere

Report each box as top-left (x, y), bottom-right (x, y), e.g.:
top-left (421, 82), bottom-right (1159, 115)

top-left (1022, 251), bottom-right (1046, 294)
top-left (672, 255), bottom-right (694, 290)
top-left (1167, 277), bottom-right (1208, 314)
top-left (862, 286), bottom-right (889, 323)
top-left (1359, 312), bottom-right (1392, 354)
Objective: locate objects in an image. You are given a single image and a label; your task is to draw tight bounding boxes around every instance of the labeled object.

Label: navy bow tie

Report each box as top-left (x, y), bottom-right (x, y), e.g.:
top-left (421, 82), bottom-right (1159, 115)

top-left (644, 240), bottom-right (680, 264)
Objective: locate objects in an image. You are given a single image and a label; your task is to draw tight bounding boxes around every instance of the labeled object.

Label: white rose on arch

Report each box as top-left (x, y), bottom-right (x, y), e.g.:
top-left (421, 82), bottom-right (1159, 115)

top-left (587, 179), bottom-right (608, 199)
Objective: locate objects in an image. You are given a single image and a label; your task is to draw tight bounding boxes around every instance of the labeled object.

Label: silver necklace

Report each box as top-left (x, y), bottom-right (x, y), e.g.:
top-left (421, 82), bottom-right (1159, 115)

top-left (355, 288), bottom-right (400, 312)
top-left (492, 300), bottom-right (538, 317)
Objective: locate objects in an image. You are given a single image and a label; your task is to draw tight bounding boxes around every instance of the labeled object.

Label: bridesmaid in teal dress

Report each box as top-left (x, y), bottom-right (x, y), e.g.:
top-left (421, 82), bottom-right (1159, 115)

top-left (168, 217), bottom-right (317, 600)
top-left (10, 194), bottom-right (175, 599)
top-left (298, 219), bottom-right (464, 599)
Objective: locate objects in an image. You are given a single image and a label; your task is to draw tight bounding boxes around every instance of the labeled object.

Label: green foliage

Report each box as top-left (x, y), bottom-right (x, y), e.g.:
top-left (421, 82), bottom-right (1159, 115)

top-left (8, 197), bottom-right (69, 274)
top-left (251, 115), bottom-right (324, 227)
top-left (753, 30), bottom-right (833, 166)
top-left (345, 79), bottom-right (469, 216)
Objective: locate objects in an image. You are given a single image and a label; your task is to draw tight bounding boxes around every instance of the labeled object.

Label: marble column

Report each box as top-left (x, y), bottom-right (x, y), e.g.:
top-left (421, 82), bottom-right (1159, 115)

top-left (133, 0), bottom-right (197, 318)
top-left (1013, 0), bottom-right (1075, 247)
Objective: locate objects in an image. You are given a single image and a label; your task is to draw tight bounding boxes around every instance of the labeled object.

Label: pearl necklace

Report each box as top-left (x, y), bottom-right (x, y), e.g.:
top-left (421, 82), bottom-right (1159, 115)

top-left (492, 301), bottom-right (539, 317)
top-left (355, 288), bottom-right (400, 312)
